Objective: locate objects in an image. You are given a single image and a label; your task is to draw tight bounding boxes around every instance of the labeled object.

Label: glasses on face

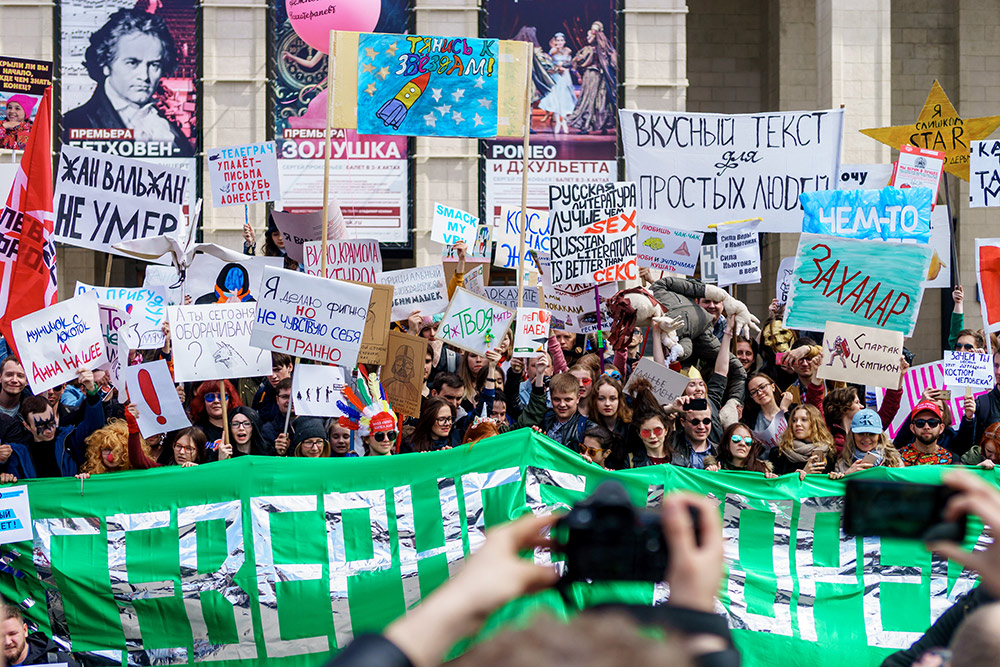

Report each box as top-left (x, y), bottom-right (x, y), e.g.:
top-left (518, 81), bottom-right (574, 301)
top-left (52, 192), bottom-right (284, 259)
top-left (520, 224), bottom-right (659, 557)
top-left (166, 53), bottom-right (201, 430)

top-left (579, 377), bottom-right (592, 387)
top-left (639, 426), bottom-right (664, 438)
top-left (205, 392), bottom-right (226, 404)
top-left (231, 420), bottom-right (252, 430)
top-left (435, 416), bottom-right (453, 425)
top-left (956, 343), bottom-right (976, 351)
top-left (175, 443), bottom-right (197, 453)
top-left (579, 446), bottom-right (606, 457)
top-left (731, 435), bottom-right (753, 445)
top-left (913, 418), bottom-right (942, 428)
top-left (372, 430), bottom-right (398, 443)
top-left (300, 439), bottom-right (325, 448)
top-left (749, 384), bottom-right (772, 396)
top-left (688, 417), bottom-right (713, 426)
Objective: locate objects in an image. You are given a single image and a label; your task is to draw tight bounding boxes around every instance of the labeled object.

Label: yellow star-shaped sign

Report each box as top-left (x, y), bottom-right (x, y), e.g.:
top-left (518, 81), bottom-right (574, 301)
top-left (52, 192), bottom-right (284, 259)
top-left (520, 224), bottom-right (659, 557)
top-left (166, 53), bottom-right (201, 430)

top-left (860, 80), bottom-right (1000, 181)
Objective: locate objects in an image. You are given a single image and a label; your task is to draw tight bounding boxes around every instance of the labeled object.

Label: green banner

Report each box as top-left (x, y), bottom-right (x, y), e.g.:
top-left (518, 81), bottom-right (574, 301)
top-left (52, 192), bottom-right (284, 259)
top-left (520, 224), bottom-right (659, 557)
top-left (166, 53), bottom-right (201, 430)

top-left (0, 430), bottom-right (988, 666)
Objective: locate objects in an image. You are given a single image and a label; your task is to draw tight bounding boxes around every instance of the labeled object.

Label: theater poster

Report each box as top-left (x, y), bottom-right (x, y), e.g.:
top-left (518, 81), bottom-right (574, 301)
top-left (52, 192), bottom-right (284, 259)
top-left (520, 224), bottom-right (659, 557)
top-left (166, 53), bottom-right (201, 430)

top-left (482, 0), bottom-right (619, 224)
top-left (58, 0), bottom-right (199, 193)
top-left (272, 0), bottom-right (410, 245)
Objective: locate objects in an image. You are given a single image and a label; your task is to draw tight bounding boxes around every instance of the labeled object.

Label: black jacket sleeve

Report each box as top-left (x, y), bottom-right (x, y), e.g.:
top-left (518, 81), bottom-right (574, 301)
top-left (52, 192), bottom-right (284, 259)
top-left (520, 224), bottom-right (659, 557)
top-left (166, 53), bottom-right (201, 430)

top-left (324, 634), bottom-right (414, 667)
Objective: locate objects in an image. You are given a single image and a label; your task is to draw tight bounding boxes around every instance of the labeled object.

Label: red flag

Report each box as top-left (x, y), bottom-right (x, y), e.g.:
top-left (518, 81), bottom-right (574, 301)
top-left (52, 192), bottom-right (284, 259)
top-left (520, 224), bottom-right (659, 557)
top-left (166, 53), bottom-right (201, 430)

top-left (0, 87), bottom-right (57, 355)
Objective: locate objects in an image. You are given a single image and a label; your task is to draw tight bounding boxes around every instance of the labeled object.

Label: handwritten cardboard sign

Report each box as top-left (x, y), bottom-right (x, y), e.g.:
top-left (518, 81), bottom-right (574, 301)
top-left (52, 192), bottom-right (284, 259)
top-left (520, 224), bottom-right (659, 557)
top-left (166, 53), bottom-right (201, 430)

top-left (376, 265), bottom-right (449, 321)
top-left (462, 265), bottom-right (486, 296)
top-left (636, 223), bottom-right (703, 275)
top-left (775, 256), bottom-right (796, 305)
top-left (620, 108), bottom-right (844, 233)
top-left (716, 219), bottom-right (761, 285)
top-left (0, 486), bottom-right (32, 544)
top-left (480, 286), bottom-right (539, 310)
top-left (942, 351), bottom-right (995, 390)
top-left (970, 140), bottom-right (1000, 208)
top-left (431, 203), bottom-right (480, 247)
top-left (784, 234), bottom-right (931, 336)
top-left (251, 266), bottom-right (372, 368)
top-left (624, 358), bottom-right (690, 406)
top-left (512, 308), bottom-right (551, 358)
top-left (816, 321), bottom-right (904, 389)
top-left (347, 282), bottom-right (394, 366)
top-left (98, 305), bottom-right (127, 389)
top-left (167, 303), bottom-right (271, 382)
top-left (837, 163), bottom-right (893, 191)
top-left (384, 331), bottom-right (428, 418)
top-left (549, 205), bottom-right (638, 286)
top-left (977, 238), bottom-right (1000, 334)
top-left (436, 288), bottom-right (514, 355)
top-left (12, 291), bottom-right (106, 393)
top-left (541, 279), bottom-right (615, 334)
top-left (800, 186), bottom-right (932, 243)
top-left (303, 239), bottom-right (382, 282)
top-left (291, 364), bottom-right (348, 418)
top-left (699, 244), bottom-right (718, 284)
top-left (207, 142), bottom-right (280, 207)
top-left (144, 255), bottom-right (282, 305)
top-left (493, 207), bottom-right (550, 272)
top-left (123, 360), bottom-right (191, 437)
top-left (273, 209), bottom-right (347, 264)
top-left (875, 361), bottom-right (990, 439)
top-left (52, 146), bottom-right (189, 255)
top-left (548, 181), bottom-right (636, 211)
top-left (74, 283), bottom-right (167, 349)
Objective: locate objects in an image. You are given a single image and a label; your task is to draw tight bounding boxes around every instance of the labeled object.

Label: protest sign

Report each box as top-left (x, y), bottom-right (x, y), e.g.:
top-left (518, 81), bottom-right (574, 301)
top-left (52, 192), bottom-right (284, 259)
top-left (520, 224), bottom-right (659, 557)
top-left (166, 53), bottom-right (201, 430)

top-left (784, 235), bottom-right (931, 336)
top-left (462, 265), bottom-right (485, 296)
top-left (716, 219), bottom-right (761, 285)
top-left (481, 286), bottom-right (539, 310)
top-left (98, 305), bottom-right (126, 389)
top-left (942, 351), bottom-right (995, 391)
top-left (624, 358), bottom-right (690, 405)
top-left (493, 207), bottom-right (550, 272)
top-left (620, 108), bottom-right (844, 233)
top-left (167, 303), bottom-right (270, 382)
top-left (815, 321), bottom-right (904, 389)
top-left (549, 205), bottom-right (637, 286)
top-left (384, 331), bottom-right (428, 418)
top-left (12, 292), bottom-right (105, 393)
top-left (123, 360), bottom-right (190, 437)
top-left (303, 239), bottom-right (382, 282)
top-left (975, 238), bottom-right (1000, 334)
top-left (52, 146), bottom-right (189, 255)
top-left (837, 163), bottom-right (893, 190)
top-left (273, 209), bottom-right (347, 265)
top-left (436, 288), bottom-right (514, 356)
top-left (775, 256), bottom-right (796, 305)
top-left (442, 224), bottom-right (492, 261)
top-left (207, 142), bottom-right (280, 207)
top-left (0, 485), bottom-right (31, 544)
top-left (75, 283), bottom-right (166, 349)
top-left (291, 364), bottom-right (348, 418)
top-left (144, 255), bottom-right (282, 305)
top-left (347, 282), bottom-right (393, 366)
top-left (800, 186), bottom-right (932, 242)
top-left (540, 279), bottom-right (615, 334)
top-left (0, 57), bottom-right (51, 150)
top-left (0, 434), bottom-right (988, 667)
top-left (636, 223), bottom-right (703, 275)
top-left (512, 308), bottom-right (550, 358)
top-left (376, 265), bottom-right (449, 321)
top-left (251, 267), bottom-right (371, 368)
top-left (890, 145), bottom-right (944, 203)
top-left (699, 244), bottom-right (718, 284)
top-left (970, 140), bottom-right (1000, 208)
top-left (431, 204), bottom-right (479, 247)
top-left (547, 182), bottom-right (636, 212)
top-left (876, 361), bottom-right (990, 439)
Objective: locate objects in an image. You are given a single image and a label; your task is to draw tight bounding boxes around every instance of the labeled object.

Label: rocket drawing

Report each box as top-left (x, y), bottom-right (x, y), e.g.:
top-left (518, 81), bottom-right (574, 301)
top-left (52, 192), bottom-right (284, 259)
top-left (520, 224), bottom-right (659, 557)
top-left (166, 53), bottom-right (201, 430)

top-left (376, 71), bottom-right (430, 129)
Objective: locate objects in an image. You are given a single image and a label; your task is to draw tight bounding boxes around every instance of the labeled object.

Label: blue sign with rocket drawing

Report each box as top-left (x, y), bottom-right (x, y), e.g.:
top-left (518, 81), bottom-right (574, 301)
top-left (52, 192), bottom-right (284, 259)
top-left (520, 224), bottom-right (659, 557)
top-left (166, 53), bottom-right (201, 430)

top-left (356, 33), bottom-right (500, 138)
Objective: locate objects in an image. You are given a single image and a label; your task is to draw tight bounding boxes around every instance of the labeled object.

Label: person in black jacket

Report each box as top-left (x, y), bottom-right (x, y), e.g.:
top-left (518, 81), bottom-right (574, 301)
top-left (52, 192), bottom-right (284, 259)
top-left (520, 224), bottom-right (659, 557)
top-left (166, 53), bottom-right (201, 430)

top-left (2, 604), bottom-right (80, 666)
top-left (325, 491), bottom-right (737, 667)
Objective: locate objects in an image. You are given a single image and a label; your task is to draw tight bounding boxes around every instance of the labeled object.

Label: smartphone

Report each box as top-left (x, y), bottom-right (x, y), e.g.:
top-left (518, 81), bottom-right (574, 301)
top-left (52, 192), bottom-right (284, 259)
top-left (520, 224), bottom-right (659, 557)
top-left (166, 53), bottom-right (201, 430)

top-left (843, 479), bottom-right (967, 542)
top-left (939, 389), bottom-right (952, 400)
top-left (775, 351), bottom-right (787, 366)
top-left (687, 397), bottom-right (708, 412)
top-left (861, 451), bottom-right (879, 466)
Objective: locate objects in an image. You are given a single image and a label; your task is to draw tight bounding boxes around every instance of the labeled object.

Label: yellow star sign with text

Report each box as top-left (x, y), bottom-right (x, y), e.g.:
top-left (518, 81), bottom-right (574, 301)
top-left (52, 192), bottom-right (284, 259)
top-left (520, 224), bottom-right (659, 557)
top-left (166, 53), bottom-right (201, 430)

top-left (860, 80), bottom-right (1000, 181)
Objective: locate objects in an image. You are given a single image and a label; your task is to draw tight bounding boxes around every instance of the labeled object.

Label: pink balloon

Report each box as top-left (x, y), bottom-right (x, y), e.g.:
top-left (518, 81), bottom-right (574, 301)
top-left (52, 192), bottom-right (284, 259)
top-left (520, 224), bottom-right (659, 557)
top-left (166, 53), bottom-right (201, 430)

top-left (286, 0), bottom-right (381, 53)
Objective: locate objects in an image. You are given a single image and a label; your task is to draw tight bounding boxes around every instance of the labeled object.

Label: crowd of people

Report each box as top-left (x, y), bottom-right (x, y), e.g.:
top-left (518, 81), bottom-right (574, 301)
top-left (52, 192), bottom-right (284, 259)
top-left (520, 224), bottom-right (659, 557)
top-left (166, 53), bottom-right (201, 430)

top-left (0, 231), bottom-right (998, 666)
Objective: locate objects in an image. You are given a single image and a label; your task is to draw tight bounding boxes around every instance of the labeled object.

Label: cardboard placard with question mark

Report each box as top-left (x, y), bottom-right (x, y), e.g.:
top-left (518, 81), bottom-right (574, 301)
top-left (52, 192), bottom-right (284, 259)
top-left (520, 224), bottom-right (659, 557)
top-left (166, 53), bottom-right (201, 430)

top-left (166, 303), bottom-right (272, 382)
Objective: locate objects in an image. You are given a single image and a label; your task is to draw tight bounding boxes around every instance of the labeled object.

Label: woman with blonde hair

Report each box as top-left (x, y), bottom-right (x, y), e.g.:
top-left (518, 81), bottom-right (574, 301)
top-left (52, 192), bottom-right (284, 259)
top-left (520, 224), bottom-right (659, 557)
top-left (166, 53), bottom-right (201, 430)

top-left (770, 403), bottom-right (835, 477)
top-left (829, 409), bottom-right (904, 478)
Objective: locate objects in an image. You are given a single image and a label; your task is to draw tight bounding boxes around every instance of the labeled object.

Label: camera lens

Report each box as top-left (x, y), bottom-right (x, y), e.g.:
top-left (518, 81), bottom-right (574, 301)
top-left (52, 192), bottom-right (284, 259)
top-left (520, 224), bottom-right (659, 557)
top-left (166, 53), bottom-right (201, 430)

top-left (644, 536), bottom-right (659, 552)
top-left (576, 509), bottom-right (592, 524)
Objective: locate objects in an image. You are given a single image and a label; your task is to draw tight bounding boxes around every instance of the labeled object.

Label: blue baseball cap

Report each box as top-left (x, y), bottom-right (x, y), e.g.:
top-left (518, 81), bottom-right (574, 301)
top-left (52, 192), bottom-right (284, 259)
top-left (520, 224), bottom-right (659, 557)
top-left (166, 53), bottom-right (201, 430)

top-left (851, 409), bottom-right (882, 435)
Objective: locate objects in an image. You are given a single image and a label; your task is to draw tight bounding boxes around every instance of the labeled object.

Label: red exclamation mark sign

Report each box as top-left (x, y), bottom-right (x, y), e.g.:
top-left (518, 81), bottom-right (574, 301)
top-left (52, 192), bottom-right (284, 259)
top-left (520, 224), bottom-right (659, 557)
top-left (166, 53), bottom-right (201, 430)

top-left (138, 369), bottom-right (167, 425)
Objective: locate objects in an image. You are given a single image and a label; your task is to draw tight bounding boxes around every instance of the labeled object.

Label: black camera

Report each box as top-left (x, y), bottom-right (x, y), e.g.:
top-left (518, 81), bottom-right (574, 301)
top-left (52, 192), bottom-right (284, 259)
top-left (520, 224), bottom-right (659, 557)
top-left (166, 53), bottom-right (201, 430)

top-left (553, 481), bottom-right (699, 582)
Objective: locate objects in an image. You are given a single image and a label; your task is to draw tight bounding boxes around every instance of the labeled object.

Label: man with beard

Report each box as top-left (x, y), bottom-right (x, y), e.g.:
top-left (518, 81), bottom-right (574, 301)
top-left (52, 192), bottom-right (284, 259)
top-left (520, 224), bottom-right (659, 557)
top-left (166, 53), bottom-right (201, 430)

top-left (17, 370), bottom-right (105, 478)
top-left (1, 605), bottom-right (79, 666)
top-left (898, 402), bottom-right (957, 466)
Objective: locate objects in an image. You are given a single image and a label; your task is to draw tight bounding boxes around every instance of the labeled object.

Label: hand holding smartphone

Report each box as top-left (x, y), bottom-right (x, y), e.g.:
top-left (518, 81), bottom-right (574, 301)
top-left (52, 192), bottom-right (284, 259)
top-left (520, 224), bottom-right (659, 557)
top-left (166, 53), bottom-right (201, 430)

top-left (843, 479), bottom-right (967, 542)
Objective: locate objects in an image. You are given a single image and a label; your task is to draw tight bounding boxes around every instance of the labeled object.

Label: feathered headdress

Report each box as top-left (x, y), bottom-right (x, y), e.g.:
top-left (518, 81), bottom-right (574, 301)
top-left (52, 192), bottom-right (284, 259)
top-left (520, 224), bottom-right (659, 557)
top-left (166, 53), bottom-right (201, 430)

top-left (337, 367), bottom-right (397, 437)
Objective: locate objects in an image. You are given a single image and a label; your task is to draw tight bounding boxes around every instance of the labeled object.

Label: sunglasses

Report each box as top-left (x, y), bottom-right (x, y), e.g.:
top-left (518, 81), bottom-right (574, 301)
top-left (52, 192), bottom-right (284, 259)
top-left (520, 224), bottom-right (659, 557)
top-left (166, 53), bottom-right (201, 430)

top-left (955, 343), bottom-right (976, 351)
top-left (205, 392), bottom-right (227, 404)
top-left (372, 430), bottom-right (398, 443)
top-left (579, 377), bottom-right (592, 387)
top-left (688, 417), bottom-right (713, 426)
top-left (604, 369), bottom-right (622, 381)
top-left (579, 446), bottom-right (607, 457)
top-left (639, 426), bottom-right (664, 438)
top-left (913, 418), bottom-right (942, 428)
top-left (731, 435), bottom-right (753, 445)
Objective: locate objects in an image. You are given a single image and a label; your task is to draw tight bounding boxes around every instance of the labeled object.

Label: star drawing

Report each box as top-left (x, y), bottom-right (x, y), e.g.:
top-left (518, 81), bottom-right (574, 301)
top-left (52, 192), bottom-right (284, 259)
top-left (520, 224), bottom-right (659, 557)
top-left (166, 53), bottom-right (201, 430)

top-left (423, 112), bottom-right (438, 127)
top-left (451, 88), bottom-right (465, 102)
top-left (385, 42), bottom-right (398, 57)
top-left (477, 98), bottom-right (492, 110)
top-left (474, 76), bottom-right (485, 89)
top-left (376, 66), bottom-right (390, 80)
top-left (361, 63), bottom-right (375, 74)
top-left (431, 88), bottom-right (443, 102)
top-left (452, 111), bottom-right (465, 124)
top-left (365, 82), bottom-right (377, 96)
top-left (434, 103), bottom-right (452, 116)
top-left (472, 113), bottom-right (484, 127)
top-left (364, 47), bottom-right (379, 59)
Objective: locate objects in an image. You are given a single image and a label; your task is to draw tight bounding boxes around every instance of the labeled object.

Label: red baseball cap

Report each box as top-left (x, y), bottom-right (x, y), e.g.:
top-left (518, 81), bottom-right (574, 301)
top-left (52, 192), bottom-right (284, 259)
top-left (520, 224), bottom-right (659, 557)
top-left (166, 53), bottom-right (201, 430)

top-left (910, 401), bottom-right (943, 420)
